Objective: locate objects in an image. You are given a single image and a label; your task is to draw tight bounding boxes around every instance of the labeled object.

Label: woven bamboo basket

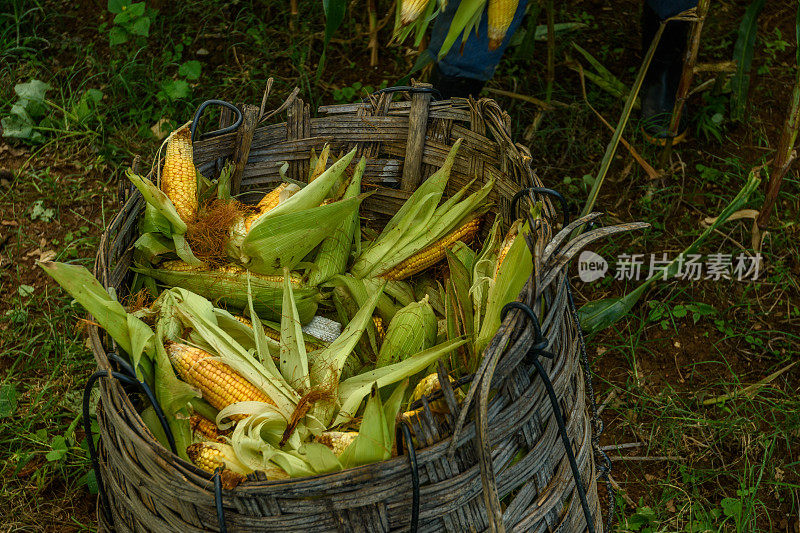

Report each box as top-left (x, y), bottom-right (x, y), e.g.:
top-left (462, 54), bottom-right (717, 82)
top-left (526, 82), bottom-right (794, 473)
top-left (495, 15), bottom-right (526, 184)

top-left (88, 86), bottom-right (605, 532)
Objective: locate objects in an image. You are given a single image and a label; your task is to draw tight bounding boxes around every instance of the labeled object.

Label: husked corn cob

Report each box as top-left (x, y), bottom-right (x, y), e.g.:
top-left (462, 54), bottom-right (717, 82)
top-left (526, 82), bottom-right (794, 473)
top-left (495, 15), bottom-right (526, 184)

top-left (161, 126), bottom-right (197, 222)
top-left (167, 342), bottom-right (274, 414)
top-left (487, 0), bottom-right (519, 51)
top-left (380, 217), bottom-right (481, 280)
top-left (161, 260), bottom-right (303, 284)
top-left (410, 373), bottom-right (464, 413)
top-left (400, 0), bottom-right (430, 26)
top-left (186, 442), bottom-right (250, 488)
top-left (315, 431), bottom-right (358, 456)
top-left (190, 413), bottom-right (228, 442)
top-left (243, 183), bottom-right (302, 231)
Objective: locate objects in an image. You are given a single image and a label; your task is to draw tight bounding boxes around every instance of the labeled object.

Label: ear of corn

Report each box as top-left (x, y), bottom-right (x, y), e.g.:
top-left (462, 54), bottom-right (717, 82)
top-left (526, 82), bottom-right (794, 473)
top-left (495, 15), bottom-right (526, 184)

top-left (306, 157), bottom-right (365, 286)
top-left (187, 441), bottom-right (251, 488)
top-left (243, 183), bottom-right (298, 232)
top-left (132, 261), bottom-right (321, 324)
top-left (379, 217), bottom-right (481, 280)
top-left (161, 126), bottom-right (198, 223)
top-left (315, 431), bottom-right (358, 456)
top-left (376, 296), bottom-right (437, 367)
top-left (493, 220), bottom-right (520, 280)
top-left (487, 0), bottom-right (518, 51)
top-left (167, 342), bottom-right (276, 414)
top-left (190, 413), bottom-right (228, 442)
top-left (400, 0), bottom-right (431, 26)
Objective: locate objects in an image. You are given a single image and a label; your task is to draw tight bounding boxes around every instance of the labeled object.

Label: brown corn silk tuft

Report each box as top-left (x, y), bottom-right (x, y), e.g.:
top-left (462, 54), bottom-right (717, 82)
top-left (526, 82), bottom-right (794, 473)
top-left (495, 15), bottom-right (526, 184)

top-left (186, 199), bottom-right (251, 266)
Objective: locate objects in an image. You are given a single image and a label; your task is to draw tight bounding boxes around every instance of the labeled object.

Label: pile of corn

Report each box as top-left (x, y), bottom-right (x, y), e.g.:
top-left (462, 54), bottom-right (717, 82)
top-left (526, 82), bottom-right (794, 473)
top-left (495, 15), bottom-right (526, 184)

top-left (394, 0), bottom-right (519, 57)
top-left (41, 124), bottom-right (538, 487)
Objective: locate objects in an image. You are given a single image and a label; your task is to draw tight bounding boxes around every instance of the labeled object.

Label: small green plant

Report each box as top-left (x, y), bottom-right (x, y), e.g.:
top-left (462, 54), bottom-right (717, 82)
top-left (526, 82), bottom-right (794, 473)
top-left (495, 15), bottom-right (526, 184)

top-left (757, 28), bottom-right (790, 75)
top-left (106, 0), bottom-right (154, 46)
top-left (695, 92), bottom-right (727, 143)
top-left (623, 505), bottom-right (657, 532)
top-left (332, 81), bottom-right (387, 103)
top-left (647, 301), bottom-right (717, 330)
top-left (1, 79), bottom-right (51, 143)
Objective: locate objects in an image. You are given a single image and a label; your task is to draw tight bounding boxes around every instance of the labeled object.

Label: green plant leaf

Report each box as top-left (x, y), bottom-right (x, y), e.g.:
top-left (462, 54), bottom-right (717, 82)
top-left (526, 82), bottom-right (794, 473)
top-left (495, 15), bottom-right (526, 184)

top-left (107, 0), bottom-right (129, 14)
top-left (109, 26), bottom-right (129, 45)
top-left (318, 0), bottom-right (347, 77)
top-left (14, 79), bottom-right (51, 118)
top-left (0, 384), bottom-right (19, 418)
top-left (730, 0), bottom-right (765, 121)
top-left (128, 14), bottom-right (150, 37)
top-left (179, 60), bottom-right (201, 80)
top-left (161, 79), bottom-right (191, 100)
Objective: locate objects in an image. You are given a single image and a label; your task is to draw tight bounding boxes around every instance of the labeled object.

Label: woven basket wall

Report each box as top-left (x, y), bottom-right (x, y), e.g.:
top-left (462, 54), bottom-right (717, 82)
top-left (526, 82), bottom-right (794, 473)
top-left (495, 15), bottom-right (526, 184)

top-left (88, 88), bottom-right (603, 532)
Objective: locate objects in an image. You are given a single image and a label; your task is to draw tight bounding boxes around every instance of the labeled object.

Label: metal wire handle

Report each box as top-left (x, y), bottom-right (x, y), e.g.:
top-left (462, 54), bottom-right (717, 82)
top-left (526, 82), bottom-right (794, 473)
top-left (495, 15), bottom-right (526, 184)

top-left (396, 421), bottom-right (420, 533)
top-left (83, 363), bottom-right (177, 526)
top-left (500, 302), bottom-right (597, 533)
top-left (190, 99), bottom-right (244, 142)
top-left (511, 186), bottom-right (570, 226)
top-left (213, 467), bottom-right (227, 533)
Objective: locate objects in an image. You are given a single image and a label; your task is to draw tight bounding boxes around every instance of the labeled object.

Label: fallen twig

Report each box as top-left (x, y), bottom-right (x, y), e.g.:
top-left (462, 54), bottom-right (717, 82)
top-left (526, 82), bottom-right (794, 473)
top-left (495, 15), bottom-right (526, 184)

top-left (702, 361), bottom-right (797, 406)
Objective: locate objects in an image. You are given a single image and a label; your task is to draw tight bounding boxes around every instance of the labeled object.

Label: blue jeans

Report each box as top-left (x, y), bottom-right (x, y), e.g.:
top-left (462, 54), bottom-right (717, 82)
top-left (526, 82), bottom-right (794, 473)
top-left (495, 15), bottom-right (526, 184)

top-left (428, 0), bottom-right (698, 82)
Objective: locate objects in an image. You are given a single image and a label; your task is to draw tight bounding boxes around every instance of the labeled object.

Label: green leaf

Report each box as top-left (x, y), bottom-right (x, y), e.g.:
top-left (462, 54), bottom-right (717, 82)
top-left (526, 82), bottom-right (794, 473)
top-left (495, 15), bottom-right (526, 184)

top-left (0, 384), bottom-right (19, 418)
top-left (73, 89), bottom-right (103, 122)
top-left (335, 337), bottom-right (466, 426)
top-left (38, 262), bottom-right (156, 375)
top-left (128, 15), bottom-right (150, 37)
top-left (279, 269), bottom-right (310, 389)
top-left (113, 2), bottom-right (145, 24)
top-left (339, 383), bottom-right (389, 468)
top-left (107, 0), bottom-right (129, 14)
top-left (730, 0), bottom-right (765, 121)
top-left (318, 0), bottom-right (347, 77)
top-left (579, 171), bottom-right (761, 335)
top-left (241, 194), bottom-right (368, 275)
top-left (108, 25), bottom-right (129, 45)
top-left (1, 110), bottom-right (40, 142)
top-left (126, 169), bottom-right (187, 235)
top-left (179, 60), bottom-right (202, 80)
top-left (45, 436), bottom-right (68, 462)
top-left (14, 79), bottom-right (51, 118)
top-left (161, 79), bottom-right (191, 100)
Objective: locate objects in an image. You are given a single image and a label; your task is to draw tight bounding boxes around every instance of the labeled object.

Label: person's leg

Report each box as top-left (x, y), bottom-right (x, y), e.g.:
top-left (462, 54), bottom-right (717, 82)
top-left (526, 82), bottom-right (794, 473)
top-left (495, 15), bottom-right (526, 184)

top-left (428, 0), bottom-right (529, 98)
top-left (640, 0), bottom-right (698, 145)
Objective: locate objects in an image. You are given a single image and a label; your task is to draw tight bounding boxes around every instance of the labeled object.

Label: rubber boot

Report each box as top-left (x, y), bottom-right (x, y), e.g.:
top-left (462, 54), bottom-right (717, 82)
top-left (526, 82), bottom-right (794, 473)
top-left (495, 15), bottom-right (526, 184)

top-left (430, 64), bottom-right (485, 100)
top-left (640, 3), bottom-right (690, 145)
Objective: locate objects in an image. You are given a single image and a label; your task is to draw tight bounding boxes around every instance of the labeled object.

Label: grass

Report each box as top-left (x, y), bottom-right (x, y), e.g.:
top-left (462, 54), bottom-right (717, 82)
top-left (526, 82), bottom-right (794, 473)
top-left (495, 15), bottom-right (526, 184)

top-left (1, 0), bottom-right (799, 531)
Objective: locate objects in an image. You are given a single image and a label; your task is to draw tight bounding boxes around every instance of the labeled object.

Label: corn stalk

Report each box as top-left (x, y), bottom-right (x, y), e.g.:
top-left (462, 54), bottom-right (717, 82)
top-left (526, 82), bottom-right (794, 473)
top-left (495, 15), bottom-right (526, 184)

top-left (660, 0), bottom-right (711, 166)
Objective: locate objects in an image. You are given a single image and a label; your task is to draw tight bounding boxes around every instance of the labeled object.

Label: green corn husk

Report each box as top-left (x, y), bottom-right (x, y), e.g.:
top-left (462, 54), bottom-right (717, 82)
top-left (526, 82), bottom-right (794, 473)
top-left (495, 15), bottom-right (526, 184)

top-left (376, 296), bottom-right (437, 368)
top-left (306, 157), bottom-right (365, 286)
top-left (132, 264), bottom-right (322, 324)
top-left (475, 218), bottom-right (533, 355)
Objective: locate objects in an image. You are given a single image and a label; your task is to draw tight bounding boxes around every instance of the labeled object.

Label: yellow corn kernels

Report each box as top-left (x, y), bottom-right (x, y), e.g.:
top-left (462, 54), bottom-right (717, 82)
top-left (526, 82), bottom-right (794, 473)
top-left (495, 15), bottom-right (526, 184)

top-left (161, 126), bottom-right (197, 222)
top-left (315, 431), bottom-right (358, 456)
top-left (167, 342), bottom-right (274, 413)
top-left (488, 0), bottom-right (519, 50)
top-left (400, 0), bottom-right (430, 26)
top-left (381, 218), bottom-right (481, 280)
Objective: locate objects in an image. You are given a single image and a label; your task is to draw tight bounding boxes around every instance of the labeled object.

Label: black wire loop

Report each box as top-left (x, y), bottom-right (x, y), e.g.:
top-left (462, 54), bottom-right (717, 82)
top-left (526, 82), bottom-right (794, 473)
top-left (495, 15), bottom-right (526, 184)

top-left (511, 187), bottom-right (570, 226)
top-left (396, 422), bottom-right (420, 533)
top-left (500, 302), bottom-right (553, 359)
top-left (83, 363), bottom-right (179, 526)
top-left (213, 467), bottom-right (227, 533)
top-left (501, 302), bottom-right (597, 533)
top-left (364, 85), bottom-right (442, 102)
top-left (106, 354), bottom-right (177, 455)
top-left (190, 99), bottom-right (244, 142)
